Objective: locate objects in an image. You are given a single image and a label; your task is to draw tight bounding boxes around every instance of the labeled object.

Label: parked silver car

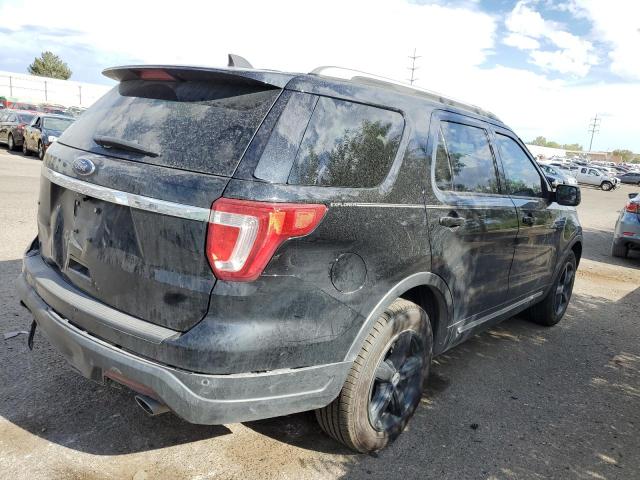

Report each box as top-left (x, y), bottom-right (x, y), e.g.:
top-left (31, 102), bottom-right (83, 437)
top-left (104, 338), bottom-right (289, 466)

top-left (575, 166), bottom-right (619, 191)
top-left (612, 192), bottom-right (640, 257)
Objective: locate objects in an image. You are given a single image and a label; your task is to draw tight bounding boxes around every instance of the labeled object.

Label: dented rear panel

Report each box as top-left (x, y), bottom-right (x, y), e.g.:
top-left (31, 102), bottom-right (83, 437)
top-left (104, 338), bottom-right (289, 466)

top-left (37, 145), bottom-right (228, 331)
top-left (34, 74), bottom-right (284, 331)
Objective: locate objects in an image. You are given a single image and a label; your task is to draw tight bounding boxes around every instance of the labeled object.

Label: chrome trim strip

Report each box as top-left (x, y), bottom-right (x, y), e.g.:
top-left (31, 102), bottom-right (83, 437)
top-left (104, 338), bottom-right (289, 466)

top-left (329, 202), bottom-right (424, 209)
top-left (43, 167), bottom-right (211, 222)
top-left (328, 203), bottom-right (513, 210)
top-left (456, 291), bottom-right (544, 334)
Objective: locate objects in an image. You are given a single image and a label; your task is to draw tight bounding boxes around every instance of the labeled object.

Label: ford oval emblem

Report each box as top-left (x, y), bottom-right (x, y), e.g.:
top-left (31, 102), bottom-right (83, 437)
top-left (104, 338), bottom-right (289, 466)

top-left (72, 158), bottom-right (96, 176)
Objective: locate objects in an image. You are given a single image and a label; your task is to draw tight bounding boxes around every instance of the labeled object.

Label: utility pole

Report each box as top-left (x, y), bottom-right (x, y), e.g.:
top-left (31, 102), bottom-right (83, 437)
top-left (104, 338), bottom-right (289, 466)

top-left (588, 114), bottom-right (601, 151)
top-left (407, 48), bottom-right (420, 85)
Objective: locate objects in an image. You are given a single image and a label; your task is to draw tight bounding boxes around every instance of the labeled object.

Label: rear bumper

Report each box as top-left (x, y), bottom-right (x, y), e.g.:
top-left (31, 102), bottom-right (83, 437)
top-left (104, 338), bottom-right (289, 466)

top-left (614, 213), bottom-right (640, 249)
top-left (613, 235), bottom-right (640, 249)
top-left (17, 265), bottom-right (349, 425)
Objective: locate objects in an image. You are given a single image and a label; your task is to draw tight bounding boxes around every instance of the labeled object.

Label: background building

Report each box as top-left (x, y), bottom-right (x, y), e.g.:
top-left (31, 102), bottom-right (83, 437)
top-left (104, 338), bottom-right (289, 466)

top-left (0, 70), bottom-right (111, 108)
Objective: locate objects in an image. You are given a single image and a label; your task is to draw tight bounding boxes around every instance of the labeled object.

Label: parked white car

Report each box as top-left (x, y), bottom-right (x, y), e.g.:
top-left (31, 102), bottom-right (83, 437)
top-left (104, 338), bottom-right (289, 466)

top-left (575, 166), bottom-right (619, 191)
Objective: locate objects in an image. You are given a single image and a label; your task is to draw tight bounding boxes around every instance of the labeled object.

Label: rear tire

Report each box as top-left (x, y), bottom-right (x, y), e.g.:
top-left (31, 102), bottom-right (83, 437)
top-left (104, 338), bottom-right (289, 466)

top-left (315, 299), bottom-right (432, 453)
top-left (526, 251), bottom-right (576, 327)
top-left (601, 181), bottom-right (613, 191)
top-left (611, 240), bottom-right (628, 258)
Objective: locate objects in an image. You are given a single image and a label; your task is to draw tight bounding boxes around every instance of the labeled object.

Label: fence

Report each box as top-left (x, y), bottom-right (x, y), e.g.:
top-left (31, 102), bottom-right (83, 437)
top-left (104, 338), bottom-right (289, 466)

top-left (0, 71), bottom-right (111, 108)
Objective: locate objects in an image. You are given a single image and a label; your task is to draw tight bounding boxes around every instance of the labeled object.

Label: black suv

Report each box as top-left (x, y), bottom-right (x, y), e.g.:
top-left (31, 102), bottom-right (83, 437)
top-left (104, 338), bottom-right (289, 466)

top-left (17, 65), bottom-right (582, 453)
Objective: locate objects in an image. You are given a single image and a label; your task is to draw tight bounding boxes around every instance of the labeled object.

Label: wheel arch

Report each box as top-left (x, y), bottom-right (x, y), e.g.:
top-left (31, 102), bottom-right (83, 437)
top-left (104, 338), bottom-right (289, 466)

top-left (571, 239), bottom-right (582, 267)
top-left (344, 272), bottom-right (454, 362)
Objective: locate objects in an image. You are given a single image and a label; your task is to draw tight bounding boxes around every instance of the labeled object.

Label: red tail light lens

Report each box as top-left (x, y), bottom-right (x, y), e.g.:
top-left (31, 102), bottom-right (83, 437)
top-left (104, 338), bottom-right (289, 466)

top-left (206, 198), bottom-right (327, 281)
top-left (626, 202), bottom-right (639, 213)
top-left (138, 69), bottom-right (176, 81)
top-left (17, 123), bottom-right (25, 131)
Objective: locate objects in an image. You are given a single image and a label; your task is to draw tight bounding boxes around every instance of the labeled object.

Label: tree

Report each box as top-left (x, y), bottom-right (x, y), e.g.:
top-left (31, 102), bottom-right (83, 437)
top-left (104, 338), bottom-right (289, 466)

top-left (530, 136), bottom-right (548, 146)
top-left (529, 136), bottom-right (582, 151)
top-left (612, 149), bottom-right (635, 162)
top-left (562, 143), bottom-right (583, 151)
top-left (27, 51), bottom-right (72, 80)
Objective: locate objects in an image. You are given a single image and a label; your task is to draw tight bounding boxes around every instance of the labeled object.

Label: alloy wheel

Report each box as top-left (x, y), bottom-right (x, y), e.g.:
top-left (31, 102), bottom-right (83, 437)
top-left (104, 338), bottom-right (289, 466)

top-left (554, 262), bottom-right (574, 317)
top-left (368, 331), bottom-right (425, 432)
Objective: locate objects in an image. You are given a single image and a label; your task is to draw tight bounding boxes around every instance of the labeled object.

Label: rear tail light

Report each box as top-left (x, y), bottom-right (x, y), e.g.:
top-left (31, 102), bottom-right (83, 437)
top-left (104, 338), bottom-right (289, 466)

top-left (626, 202), bottom-right (639, 214)
top-left (17, 123), bottom-right (25, 131)
top-left (206, 198), bottom-right (327, 281)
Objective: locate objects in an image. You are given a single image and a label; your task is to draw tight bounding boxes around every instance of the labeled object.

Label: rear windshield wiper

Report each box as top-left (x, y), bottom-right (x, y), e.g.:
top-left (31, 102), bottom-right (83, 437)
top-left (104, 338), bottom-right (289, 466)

top-left (93, 135), bottom-right (159, 157)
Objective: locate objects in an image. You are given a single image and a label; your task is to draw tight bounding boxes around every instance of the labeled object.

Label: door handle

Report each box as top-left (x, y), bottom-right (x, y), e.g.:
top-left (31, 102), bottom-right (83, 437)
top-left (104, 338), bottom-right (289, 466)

top-left (439, 215), bottom-right (465, 228)
top-left (522, 213), bottom-right (535, 226)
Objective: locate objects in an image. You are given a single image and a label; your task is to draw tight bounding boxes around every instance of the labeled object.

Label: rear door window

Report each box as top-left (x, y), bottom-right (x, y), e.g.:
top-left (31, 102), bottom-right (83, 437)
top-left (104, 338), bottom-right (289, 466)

top-left (287, 97), bottom-right (404, 188)
top-left (434, 121), bottom-right (500, 194)
top-left (60, 80), bottom-right (281, 176)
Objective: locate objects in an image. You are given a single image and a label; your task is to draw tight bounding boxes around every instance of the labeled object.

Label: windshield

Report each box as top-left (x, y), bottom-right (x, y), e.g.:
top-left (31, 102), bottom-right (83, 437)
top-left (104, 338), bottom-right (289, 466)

top-left (43, 117), bottom-right (74, 131)
top-left (61, 79), bottom-right (281, 176)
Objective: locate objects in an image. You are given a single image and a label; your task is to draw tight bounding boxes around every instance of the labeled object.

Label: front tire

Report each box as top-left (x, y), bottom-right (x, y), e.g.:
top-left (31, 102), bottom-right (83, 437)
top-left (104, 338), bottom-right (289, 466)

top-left (601, 181), bottom-right (613, 191)
top-left (315, 299), bottom-right (432, 453)
top-left (7, 134), bottom-right (15, 151)
top-left (22, 139), bottom-right (29, 156)
top-left (526, 251), bottom-right (576, 326)
top-left (38, 141), bottom-right (44, 160)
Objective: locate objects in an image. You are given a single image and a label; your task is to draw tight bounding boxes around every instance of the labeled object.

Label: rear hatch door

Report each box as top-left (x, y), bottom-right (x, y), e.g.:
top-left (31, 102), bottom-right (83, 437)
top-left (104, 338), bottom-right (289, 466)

top-left (37, 68), bottom-right (286, 331)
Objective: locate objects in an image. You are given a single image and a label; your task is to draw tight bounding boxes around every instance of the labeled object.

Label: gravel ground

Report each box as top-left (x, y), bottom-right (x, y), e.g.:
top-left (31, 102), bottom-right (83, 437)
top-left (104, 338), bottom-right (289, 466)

top-left (0, 148), bottom-right (638, 480)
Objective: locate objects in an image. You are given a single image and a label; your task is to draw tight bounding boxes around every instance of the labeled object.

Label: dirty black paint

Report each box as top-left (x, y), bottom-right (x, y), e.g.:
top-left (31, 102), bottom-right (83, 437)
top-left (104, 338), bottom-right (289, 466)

top-left (22, 65), bottom-right (582, 377)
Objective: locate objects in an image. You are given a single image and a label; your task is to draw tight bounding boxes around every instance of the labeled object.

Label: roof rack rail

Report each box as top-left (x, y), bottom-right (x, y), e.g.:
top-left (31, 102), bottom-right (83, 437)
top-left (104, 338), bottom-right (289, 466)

top-left (309, 66), bottom-right (500, 121)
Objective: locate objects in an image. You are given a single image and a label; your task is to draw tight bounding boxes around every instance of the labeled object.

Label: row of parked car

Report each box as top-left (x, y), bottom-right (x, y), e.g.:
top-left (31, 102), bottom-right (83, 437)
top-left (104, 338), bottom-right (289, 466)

top-left (537, 158), bottom-right (640, 191)
top-left (0, 99), bottom-right (85, 118)
top-left (540, 157), bottom-right (639, 258)
top-left (0, 109), bottom-right (75, 159)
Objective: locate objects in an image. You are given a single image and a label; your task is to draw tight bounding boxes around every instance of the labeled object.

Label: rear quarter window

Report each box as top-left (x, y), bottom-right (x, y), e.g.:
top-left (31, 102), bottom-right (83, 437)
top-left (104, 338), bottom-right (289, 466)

top-left (287, 97), bottom-right (404, 188)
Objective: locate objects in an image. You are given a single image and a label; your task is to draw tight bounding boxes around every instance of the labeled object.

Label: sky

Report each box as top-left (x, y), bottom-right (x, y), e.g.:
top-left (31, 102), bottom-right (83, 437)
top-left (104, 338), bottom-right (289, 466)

top-left (0, 0), bottom-right (638, 152)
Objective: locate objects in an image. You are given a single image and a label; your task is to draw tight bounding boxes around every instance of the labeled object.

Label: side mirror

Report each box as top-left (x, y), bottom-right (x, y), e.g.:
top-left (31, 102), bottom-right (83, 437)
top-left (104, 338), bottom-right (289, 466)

top-left (630, 192), bottom-right (639, 199)
top-left (545, 176), bottom-right (558, 188)
top-left (555, 184), bottom-right (581, 206)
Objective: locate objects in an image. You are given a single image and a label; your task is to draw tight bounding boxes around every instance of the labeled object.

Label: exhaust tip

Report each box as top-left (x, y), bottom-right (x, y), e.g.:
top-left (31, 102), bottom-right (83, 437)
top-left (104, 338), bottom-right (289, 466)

top-left (134, 394), bottom-right (170, 416)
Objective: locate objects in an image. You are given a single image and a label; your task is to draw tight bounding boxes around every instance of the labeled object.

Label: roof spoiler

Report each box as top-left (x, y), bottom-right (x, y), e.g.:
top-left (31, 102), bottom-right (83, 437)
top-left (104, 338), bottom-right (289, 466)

top-left (102, 64), bottom-right (292, 88)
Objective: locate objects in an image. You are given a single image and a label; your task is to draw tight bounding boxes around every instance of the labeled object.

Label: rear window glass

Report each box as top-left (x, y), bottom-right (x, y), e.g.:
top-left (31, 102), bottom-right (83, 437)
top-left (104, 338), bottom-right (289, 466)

top-left (60, 80), bottom-right (280, 176)
top-left (287, 97), bottom-right (404, 187)
top-left (43, 117), bottom-right (74, 131)
top-left (17, 113), bottom-right (34, 123)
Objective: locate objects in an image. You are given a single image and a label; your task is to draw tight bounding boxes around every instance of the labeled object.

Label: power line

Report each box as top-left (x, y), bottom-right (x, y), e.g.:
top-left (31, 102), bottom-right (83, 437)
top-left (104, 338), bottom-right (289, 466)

top-left (588, 114), bottom-right (601, 151)
top-left (407, 48), bottom-right (421, 85)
